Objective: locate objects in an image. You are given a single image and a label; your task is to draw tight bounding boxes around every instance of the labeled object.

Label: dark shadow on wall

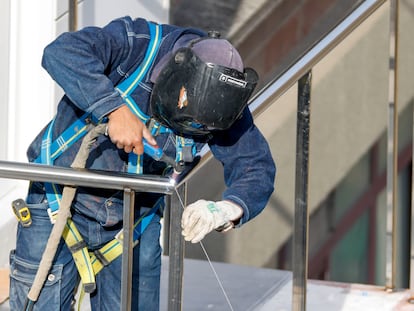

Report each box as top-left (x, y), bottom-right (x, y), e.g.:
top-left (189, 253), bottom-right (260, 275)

top-left (402, 0), bottom-right (414, 15)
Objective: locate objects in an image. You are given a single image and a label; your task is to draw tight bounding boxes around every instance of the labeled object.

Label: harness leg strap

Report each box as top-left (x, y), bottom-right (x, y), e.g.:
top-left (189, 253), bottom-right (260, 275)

top-left (62, 219), bottom-right (96, 293)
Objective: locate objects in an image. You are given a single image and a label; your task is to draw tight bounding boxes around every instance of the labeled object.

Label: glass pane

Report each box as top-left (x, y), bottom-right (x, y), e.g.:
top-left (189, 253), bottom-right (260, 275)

top-left (330, 211), bottom-right (369, 283)
top-left (334, 154), bottom-right (370, 223)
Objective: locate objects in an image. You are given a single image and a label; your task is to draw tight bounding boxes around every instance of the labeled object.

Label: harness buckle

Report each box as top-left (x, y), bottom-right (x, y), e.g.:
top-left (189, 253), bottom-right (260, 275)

top-left (93, 249), bottom-right (111, 267)
top-left (181, 145), bottom-right (194, 162)
top-left (146, 118), bottom-right (162, 136)
top-left (115, 229), bottom-right (140, 247)
top-left (12, 199), bottom-right (32, 227)
top-left (47, 207), bottom-right (58, 224)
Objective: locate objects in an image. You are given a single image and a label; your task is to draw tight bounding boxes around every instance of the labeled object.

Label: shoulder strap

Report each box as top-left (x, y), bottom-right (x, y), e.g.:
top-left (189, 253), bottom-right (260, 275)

top-left (116, 22), bottom-right (165, 124)
top-left (35, 22), bottom-right (164, 166)
top-left (36, 22), bottom-right (163, 221)
top-left (30, 22), bottom-right (166, 294)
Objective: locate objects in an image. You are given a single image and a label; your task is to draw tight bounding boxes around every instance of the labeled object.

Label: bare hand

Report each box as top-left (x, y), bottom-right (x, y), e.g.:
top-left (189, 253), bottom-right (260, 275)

top-left (106, 105), bottom-right (157, 154)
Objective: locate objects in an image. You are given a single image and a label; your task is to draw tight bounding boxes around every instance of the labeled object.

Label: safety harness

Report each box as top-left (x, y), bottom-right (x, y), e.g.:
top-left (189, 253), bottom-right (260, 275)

top-left (28, 21), bottom-right (196, 294)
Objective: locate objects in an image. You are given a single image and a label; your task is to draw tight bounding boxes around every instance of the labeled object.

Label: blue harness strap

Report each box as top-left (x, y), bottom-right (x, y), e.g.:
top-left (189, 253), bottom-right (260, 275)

top-left (35, 113), bottom-right (97, 165)
top-left (176, 136), bottom-right (197, 163)
top-left (38, 22), bottom-right (164, 221)
top-left (115, 22), bottom-right (171, 174)
top-left (30, 22), bottom-right (166, 293)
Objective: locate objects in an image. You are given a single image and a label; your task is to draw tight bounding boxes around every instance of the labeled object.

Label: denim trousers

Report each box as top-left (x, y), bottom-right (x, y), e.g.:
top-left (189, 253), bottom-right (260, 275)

top-left (9, 184), bottom-right (162, 311)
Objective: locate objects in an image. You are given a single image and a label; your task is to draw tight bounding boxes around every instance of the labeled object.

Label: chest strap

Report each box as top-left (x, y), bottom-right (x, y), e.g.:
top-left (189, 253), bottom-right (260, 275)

top-left (115, 22), bottom-right (171, 174)
top-left (37, 21), bottom-right (163, 220)
top-left (35, 22), bottom-right (165, 293)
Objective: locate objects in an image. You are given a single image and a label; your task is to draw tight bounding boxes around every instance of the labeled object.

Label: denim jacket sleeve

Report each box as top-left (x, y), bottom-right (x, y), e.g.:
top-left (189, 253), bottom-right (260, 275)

top-left (41, 17), bottom-right (133, 120)
top-left (208, 108), bottom-right (276, 225)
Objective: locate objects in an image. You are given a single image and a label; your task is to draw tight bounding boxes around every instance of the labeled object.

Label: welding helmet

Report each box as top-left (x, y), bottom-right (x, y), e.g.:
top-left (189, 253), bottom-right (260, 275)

top-left (150, 32), bottom-right (258, 138)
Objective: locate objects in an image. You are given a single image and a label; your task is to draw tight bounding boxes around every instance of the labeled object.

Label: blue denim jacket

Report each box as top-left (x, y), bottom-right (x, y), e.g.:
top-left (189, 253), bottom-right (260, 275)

top-left (26, 16), bottom-right (276, 227)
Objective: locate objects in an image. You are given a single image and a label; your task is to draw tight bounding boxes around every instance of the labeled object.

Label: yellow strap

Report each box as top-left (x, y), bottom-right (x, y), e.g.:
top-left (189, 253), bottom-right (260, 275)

top-left (63, 209), bottom-right (149, 282)
top-left (89, 206), bottom-right (156, 274)
top-left (62, 219), bottom-right (96, 292)
top-left (89, 239), bottom-right (122, 274)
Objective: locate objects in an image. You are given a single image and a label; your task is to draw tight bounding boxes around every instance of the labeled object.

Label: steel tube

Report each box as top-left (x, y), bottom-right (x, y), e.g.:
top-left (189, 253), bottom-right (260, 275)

top-left (292, 72), bottom-right (312, 311)
top-left (121, 189), bottom-right (135, 311)
top-left (168, 184), bottom-right (186, 311)
top-left (0, 160), bottom-right (174, 194)
top-left (385, 0), bottom-right (399, 290)
top-left (68, 0), bottom-right (78, 32)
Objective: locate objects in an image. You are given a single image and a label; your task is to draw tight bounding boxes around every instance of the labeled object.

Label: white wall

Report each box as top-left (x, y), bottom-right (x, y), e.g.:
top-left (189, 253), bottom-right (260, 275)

top-left (0, 1), bottom-right (11, 161)
top-left (7, 0), bottom-right (57, 162)
top-left (78, 0), bottom-right (169, 28)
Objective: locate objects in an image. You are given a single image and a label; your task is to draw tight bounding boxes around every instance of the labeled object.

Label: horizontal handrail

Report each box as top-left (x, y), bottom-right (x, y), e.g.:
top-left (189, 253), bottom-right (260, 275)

top-left (0, 160), bottom-right (175, 194)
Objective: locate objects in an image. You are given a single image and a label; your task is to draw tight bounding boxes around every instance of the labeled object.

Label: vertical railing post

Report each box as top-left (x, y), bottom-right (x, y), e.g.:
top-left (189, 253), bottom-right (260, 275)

top-left (292, 71), bottom-right (312, 311)
top-left (168, 183), bottom-right (186, 311)
top-left (385, 0), bottom-right (399, 291)
top-left (68, 0), bottom-right (78, 31)
top-left (121, 188), bottom-right (135, 311)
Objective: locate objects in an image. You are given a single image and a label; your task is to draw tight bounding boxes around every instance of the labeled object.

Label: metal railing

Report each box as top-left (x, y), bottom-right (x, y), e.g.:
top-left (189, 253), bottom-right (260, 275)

top-left (246, 0), bottom-right (396, 310)
top-left (169, 1), bottom-right (399, 308)
top-left (0, 161), bottom-right (176, 310)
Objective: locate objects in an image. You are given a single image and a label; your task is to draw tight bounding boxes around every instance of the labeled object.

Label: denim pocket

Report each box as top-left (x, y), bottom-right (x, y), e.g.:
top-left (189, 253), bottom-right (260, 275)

top-left (9, 251), bottom-right (63, 310)
top-left (15, 202), bottom-right (54, 263)
top-left (10, 200), bottom-right (78, 310)
top-left (99, 192), bottom-right (124, 227)
top-left (73, 189), bottom-right (124, 227)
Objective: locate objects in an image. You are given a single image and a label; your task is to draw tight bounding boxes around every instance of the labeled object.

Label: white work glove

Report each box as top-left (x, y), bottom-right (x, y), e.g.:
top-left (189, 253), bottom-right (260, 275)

top-left (181, 200), bottom-right (243, 243)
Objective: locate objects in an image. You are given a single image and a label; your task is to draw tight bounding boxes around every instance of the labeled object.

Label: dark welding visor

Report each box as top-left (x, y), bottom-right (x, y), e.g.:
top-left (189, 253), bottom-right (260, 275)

top-left (150, 47), bottom-right (258, 137)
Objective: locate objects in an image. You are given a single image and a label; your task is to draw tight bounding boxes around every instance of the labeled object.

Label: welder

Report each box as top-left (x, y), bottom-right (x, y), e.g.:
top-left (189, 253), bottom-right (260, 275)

top-left (9, 16), bottom-right (276, 311)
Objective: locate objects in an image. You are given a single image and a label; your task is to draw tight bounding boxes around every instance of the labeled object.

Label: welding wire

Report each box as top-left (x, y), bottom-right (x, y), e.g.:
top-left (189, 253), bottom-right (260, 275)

top-left (174, 188), bottom-right (235, 311)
